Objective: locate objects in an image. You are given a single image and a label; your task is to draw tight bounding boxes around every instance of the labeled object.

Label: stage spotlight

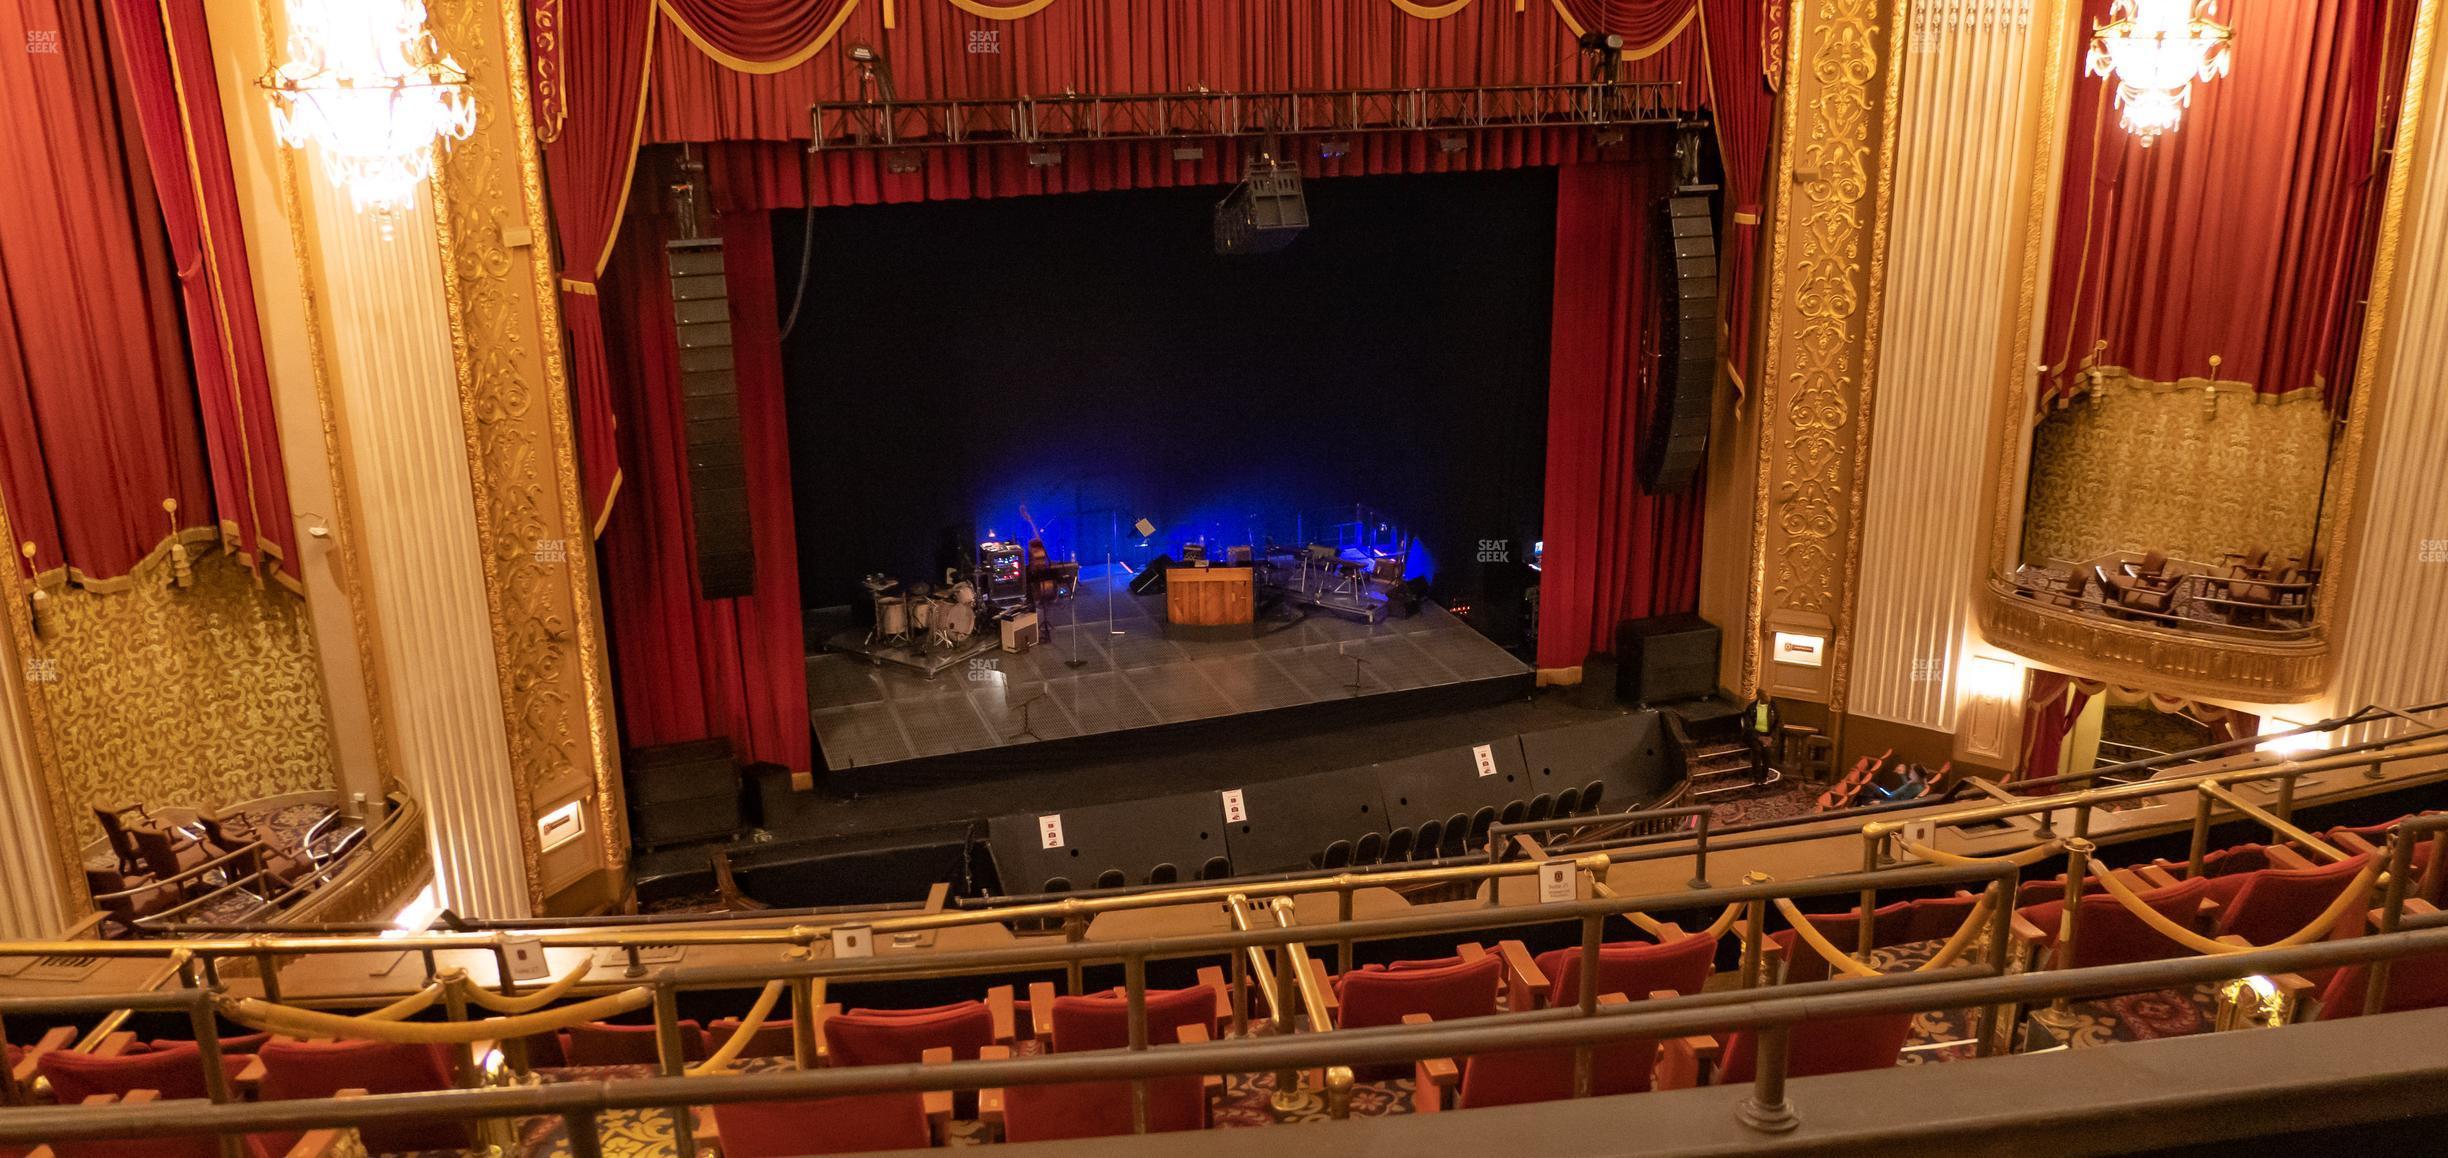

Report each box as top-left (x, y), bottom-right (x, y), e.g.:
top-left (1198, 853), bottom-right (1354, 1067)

top-left (1171, 143), bottom-right (1205, 161)
top-left (886, 149), bottom-right (920, 173)
top-left (1319, 138), bottom-right (1351, 159)
top-left (1027, 146), bottom-right (1063, 167)
top-left (1578, 31), bottom-right (1625, 53)
top-left (1594, 126), bottom-right (1626, 148)
top-left (1436, 134), bottom-right (1466, 154)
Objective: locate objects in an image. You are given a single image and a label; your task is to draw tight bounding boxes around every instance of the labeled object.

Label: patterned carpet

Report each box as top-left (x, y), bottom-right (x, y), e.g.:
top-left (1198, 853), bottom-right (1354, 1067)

top-left (1862, 935), bottom-right (2221, 1061)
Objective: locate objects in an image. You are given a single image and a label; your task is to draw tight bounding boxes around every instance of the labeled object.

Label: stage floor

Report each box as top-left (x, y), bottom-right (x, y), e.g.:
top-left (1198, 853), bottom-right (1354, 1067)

top-left (807, 574), bottom-right (1529, 773)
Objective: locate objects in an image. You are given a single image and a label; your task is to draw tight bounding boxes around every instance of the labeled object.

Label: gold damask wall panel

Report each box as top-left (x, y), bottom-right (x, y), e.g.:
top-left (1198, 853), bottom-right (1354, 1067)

top-left (2020, 379), bottom-right (2329, 567)
top-left (26, 549), bottom-right (337, 845)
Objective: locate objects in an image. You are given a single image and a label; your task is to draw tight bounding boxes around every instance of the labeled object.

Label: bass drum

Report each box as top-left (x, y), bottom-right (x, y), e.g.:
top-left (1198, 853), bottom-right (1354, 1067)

top-left (932, 600), bottom-right (976, 647)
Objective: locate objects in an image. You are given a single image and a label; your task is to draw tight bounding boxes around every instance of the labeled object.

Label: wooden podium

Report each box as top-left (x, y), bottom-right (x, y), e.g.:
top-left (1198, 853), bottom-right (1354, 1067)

top-left (1164, 565), bottom-right (1255, 640)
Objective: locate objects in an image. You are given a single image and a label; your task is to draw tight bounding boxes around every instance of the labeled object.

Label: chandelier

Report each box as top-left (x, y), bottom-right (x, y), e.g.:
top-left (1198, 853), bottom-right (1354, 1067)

top-left (259, 0), bottom-right (478, 225)
top-left (2086, 0), bottom-right (2233, 145)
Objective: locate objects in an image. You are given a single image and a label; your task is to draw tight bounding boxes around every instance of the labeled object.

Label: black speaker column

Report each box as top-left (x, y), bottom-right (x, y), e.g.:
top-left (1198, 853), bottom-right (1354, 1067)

top-left (1616, 614), bottom-right (1721, 705)
top-left (1641, 193), bottom-right (1718, 495)
top-left (667, 237), bottom-right (756, 600)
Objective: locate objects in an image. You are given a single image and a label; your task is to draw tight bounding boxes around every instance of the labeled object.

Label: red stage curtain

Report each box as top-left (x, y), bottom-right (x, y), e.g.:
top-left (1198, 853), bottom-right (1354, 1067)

top-left (107, 0), bottom-right (299, 586)
top-left (533, 0), bottom-right (658, 533)
top-left (2018, 670), bottom-right (2074, 779)
top-left (663, 0), bottom-right (857, 69)
top-left (0, 0), bottom-right (214, 588)
top-left (1699, 0), bottom-right (1776, 393)
top-left (600, 210), bottom-right (812, 775)
top-left (2040, 0), bottom-right (2395, 409)
top-left (1536, 150), bottom-right (1705, 672)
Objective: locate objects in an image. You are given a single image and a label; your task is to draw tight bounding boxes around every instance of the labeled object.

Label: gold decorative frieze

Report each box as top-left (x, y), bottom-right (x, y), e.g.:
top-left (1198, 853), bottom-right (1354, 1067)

top-left (427, 0), bottom-right (625, 906)
top-left (1745, 0), bottom-right (1906, 708)
top-left (1976, 578), bottom-right (2331, 701)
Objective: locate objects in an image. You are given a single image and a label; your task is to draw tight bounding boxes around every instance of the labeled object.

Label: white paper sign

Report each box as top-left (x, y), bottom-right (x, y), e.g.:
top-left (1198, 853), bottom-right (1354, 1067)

top-left (833, 925), bottom-right (875, 959)
top-left (1473, 743), bottom-right (1499, 778)
top-left (1038, 814), bottom-right (1066, 849)
top-left (1538, 861), bottom-right (1576, 904)
top-left (1221, 789), bottom-right (1248, 824)
top-left (1903, 819), bottom-right (1939, 856)
top-left (502, 937), bottom-right (550, 982)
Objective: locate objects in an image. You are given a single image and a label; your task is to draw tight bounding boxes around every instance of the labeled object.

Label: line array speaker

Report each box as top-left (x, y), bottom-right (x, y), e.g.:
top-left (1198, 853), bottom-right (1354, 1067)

top-left (666, 237), bottom-right (756, 599)
top-left (1640, 193), bottom-right (1717, 495)
top-left (1213, 155), bottom-right (1308, 255)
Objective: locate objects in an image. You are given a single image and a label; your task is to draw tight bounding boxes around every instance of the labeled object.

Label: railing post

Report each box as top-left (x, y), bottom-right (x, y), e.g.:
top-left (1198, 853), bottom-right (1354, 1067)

top-left (1739, 870), bottom-right (1770, 989)
top-left (1270, 922), bottom-right (1302, 1112)
top-left (788, 945), bottom-right (821, 1072)
top-left (1062, 906), bottom-right (1089, 996)
top-left (1325, 1065), bottom-right (1355, 1120)
top-left (2275, 771), bottom-right (2299, 823)
top-left (1571, 912), bottom-right (1601, 1098)
top-left (1690, 810), bottom-right (1713, 890)
top-left (2366, 831), bottom-right (2416, 1016)
top-left (179, 957), bottom-right (241, 1158)
top-left (1974, 875), bottom-right (2018, 1058)
top-left (1734, 1023), bottom-right (1799, 1132)
top-left (2187, 789), bottom-right (2214, 877)
top-left (1228, 932), bottom-right (1251, 1039)
top-left (1857, 833), bottom-right (1882, 958)
top-left (1124, 953), bottom-right (1151, 1134)
top-left (653, 982), bottom-right (695, 1158)
top-left (563, 1111), bottom-right (605, 1158)
top-left (2031, 838), bottom-right (2096, 1039)
top-left (1336, 879), bottom-right (1356, 977)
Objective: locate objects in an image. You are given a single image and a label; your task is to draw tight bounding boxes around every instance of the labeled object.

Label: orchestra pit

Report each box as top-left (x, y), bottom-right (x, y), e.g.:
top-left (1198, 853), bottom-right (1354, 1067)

top-left (7, 0), bottom-right (2448, 1154)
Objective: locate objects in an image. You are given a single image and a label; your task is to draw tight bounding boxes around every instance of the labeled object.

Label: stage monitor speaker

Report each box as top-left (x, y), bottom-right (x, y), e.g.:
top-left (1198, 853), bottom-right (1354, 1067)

top-left (1214, 156), bottom-right (1308, 255)
top-left (1616, 614), bottom-right (1721, 705)
top-left (1640, 194), bottom-right (1718, 495)
top-left (986, 793), bottom-right (1233, 896)
top-left (1221, 770), bottom-right (1392, 875)
top-left (1128, 555), bottom-right (1173, 595)
top-left (625, 738), bottom-right (742, 848)
top-left (667, 237), bottom-right (756, 599)
top-left (1514, 712), bottom-right (1674, 818)
top-left (1370, 741), bottom-right (1542, 861)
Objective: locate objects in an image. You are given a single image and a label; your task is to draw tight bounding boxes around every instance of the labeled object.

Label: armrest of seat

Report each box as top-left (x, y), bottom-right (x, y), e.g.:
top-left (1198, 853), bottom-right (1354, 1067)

top-left (1173, 1022), bottom-right (1225, 1093)
top-left (1655, 1033), bottom-right (1721, 1090)
top-left (1027, 981), bottom-right (1058, 1047)
top-left (2266, 845), bottom-right (2318, 871)
top-left (976, 1044), bottom-right (1010, 1131)
top-left (9, 1025), bottom-right (75, 1097)
top-left (2332, 832), bottom-right (2381, 858)
top-left (234, 1052), bottom-right (268, 1096)
top-left (919, 1046), bottom-right (956, 1135)
top-left (91, 1032), bottom-right (137, 1058)
top-left (1303, 957), bottom-right (1338, 1021)
top-left (2133, 863), bottom-right (2182, 889)
top-left (2011, 910), bottom-right (2052, 950)
top-left (277, 1089), bottom-right (368, 1158)
top-left (1496, 940), bottom-right (1547, 1011)
top-left (1401, 1013), bottom-right (1456, 1112)
top-left (986, 985), bottom-right (1018, 1045)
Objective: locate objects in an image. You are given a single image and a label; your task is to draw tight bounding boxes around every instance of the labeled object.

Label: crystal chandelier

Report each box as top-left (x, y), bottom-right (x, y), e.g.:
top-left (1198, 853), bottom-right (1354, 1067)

top-left (259, 0), bottom-right (477, 225)
top-left (2086, 0), bottom-right (2233, 146)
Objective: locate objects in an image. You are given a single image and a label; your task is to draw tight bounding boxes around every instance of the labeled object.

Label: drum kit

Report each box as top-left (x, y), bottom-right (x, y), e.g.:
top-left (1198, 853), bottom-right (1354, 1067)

top-left (863, 570), bottom-right (980, 650)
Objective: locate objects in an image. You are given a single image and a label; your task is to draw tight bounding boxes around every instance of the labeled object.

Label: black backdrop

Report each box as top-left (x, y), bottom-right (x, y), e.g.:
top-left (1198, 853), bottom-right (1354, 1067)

top-left (777, 167), bottom-right (1556, 614)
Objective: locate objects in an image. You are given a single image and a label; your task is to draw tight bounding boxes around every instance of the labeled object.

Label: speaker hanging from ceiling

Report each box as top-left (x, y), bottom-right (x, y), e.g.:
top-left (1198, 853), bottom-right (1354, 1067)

top-left (666, 149), bottom-right (756, 599)
top-left (1640, 126), bottom-right (1721, 496)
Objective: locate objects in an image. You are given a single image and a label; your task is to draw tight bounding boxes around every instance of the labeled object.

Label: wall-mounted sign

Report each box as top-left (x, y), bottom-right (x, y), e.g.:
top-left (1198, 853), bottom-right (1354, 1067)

top-left (537, 799), bottom-right (586, 853)
top-left (1771, 631), bottom-right (1826, 668)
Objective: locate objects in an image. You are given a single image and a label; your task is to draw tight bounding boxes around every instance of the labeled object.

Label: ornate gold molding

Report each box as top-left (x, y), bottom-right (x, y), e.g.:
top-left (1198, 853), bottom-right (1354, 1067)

top-left (1744, 0), bottom-right (1904, 707)
top-left (1975, 0), bottom-right (2440, 703)
top-left (1976, 579), bottom-right (2332, 702)
top-left (427, 0), bottom-right (625, 908)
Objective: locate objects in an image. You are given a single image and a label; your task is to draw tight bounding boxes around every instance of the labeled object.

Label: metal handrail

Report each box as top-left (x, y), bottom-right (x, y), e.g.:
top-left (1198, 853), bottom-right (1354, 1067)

top-left (8, 921), bottom-right (2447, 1149)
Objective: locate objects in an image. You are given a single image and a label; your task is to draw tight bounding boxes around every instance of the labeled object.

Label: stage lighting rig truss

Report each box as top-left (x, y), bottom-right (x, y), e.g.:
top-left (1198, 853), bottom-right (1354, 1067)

top-left (808, 80), bottom-right (1682, 153)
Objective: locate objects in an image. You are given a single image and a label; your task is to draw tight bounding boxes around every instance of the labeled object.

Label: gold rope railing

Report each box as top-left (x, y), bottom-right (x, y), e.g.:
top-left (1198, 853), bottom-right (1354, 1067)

top-left (220, 985), bottom-right (653, 1045)
top-left (688, 980), bottom-right (793, 1077)
top-left (1769, 887), bottom-right (2002, 979)
top-left (2087, 857), bottom-right (2381, 956)
top-left (459, 961), bottom-right (600, 1016)
top-left (1887, 835), bottom-right (2068, 871)
top-left (1591, 879), bottom-right (1742, 941)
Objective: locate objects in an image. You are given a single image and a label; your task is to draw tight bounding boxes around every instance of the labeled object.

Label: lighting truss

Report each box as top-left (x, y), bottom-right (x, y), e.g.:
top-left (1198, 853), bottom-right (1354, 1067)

top-left (807, 80), bottom-right (1683, 152)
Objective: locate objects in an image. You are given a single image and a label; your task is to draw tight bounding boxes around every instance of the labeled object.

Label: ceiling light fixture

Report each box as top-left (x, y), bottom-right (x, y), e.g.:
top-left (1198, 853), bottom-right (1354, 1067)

top-left (259, 0), bottom-right (477, 230)
top-left (2086, 0), bottom-right (2233, 146)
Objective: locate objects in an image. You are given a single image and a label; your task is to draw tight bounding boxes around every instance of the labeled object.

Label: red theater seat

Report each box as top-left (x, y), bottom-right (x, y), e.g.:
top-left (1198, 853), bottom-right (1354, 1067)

top-left (1411, 991), bottom-right (1667, 1112)
top-left (2016, 874), bottom-right (2213, 968)
top-left (564, 1019), bottom-right (711, 1067)
top-left (1713, 1011), bottom-right (1915, 1083)
top-left (825, 999), bottom-right (1001, 1067)
top-left (711, 1047), bottom-right (954, 1156)
top-left (2215, 853), bottom-right (2372, 946)
top-left (1035, 984), bottom-right (1223, 1053)
top-left (1512, 928), bottom-right (1716, 1009)
top-left (38, 1041), bottom-right (248, 1105)
top-left (982, 1021), bottom-right (1216, 1142)
top-left (2313, 899), bottom-right (2448, 1019)
top-left (251, 1039), bottom-right (467, 1155)
top-left (29, 1089), bottom-right (319, 1158)
top-left (1334, 951), bottom-right (1502, 1030)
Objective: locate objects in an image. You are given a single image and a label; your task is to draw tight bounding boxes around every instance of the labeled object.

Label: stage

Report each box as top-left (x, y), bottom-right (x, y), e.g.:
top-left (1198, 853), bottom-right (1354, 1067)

top-left (807, 570), bottom-right (1532, 786)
